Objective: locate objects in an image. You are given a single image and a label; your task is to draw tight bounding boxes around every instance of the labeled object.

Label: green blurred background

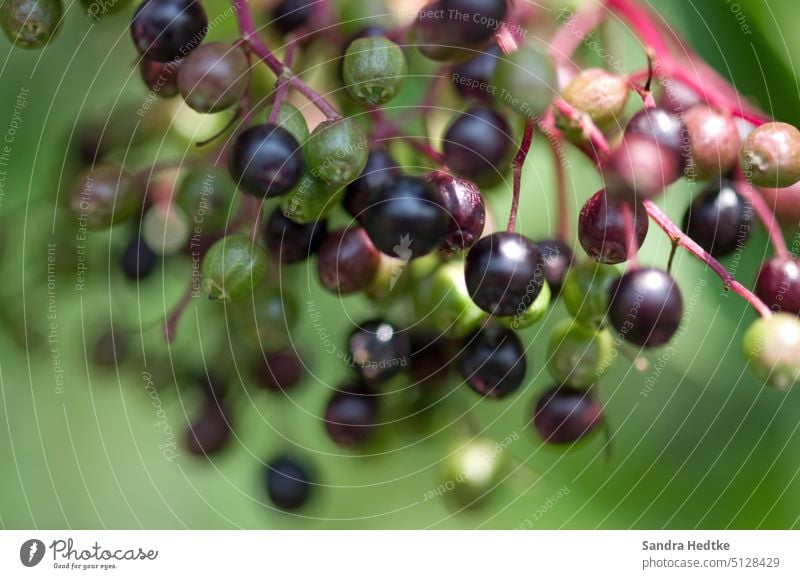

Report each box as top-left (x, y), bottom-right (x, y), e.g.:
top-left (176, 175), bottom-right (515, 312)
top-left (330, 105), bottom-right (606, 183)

top-left (1, 0), bottom-right (800, 529)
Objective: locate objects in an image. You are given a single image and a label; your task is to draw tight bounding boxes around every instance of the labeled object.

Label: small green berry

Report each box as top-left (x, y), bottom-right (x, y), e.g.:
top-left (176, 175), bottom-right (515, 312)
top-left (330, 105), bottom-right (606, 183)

top-left (440, 437), bottom-right (507, 509)
top-left (558, 68), bottom-right (629, 135)
top-left (492, 44), bottom-right (556, 119)
top-left (232, 281), bottom-right (297, 351)
top-left (743, 313), bottom-right (800, 391)
top-left (497, 281), bottom-right (551, 330)
top-left (305, 118), bottom-right (369, 186)
top-left (279, 173), bottom-right (343, 224)
top-left (420, 261), bottom-right (488, 339)
top-left (343, 37), bottom-right (407, 106)
top-left (141, 202), bottom-right (190, 256)
top-left (1, 0), bottom-right (61, 49)
top-left (69, 165), bottom-right (142, 229)
top-left (201, 234), bottom-right (267, 303)
top-left (547, 319), bottom-right (613, 388)
top-left (261, 102), bottom-right (310, 145)
top-left (562, 261), bottom-right (620, 329)
top-left (176, 167), bottom-right (238, 234)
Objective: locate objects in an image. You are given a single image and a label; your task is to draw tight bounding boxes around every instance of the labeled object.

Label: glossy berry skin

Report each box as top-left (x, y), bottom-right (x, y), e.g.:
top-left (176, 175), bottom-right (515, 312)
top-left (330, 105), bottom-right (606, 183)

top-left (607, 268), bottom-right (683, 348)
top-left (263, 207), bottom-right (327, 264)
top-left (343, 149), bottom-right (401, 220)
top-left (265, 455), bottom-right (313, 510)
top-left (201, 235), bottom-right (267, 303)
top-left (430, 174), bottom-right (486, 255)
top-left (130, 0), bottom-right (207, 62)
top-left (457, 325), bottom-right (526, 399)
top-left (316, 227), bottom-right (381, 294)
top-left (624, 107), bottom-right (687, 164)
top-left (120, 236), bottom-right (157, 281)
top-left (681, 178), bottom-right (752, 258)
top-left (0, 0), bottom-right (61, 49)
top-left (743, 313), bottom-right (800, 391)
top-left (177, 42), bottom-right (249, 113)
top-left (305, 118), bottom-right (369, 186)
top-left (441, 0), bottom-right (508, 45)
top-left (547, 319), bottom-right (613, 388)
top-left (361, 176), bottom-right (449, 259)
top-left (324, 385), bottom-right (378, 448)
top-left (558, 68), bottom-right (629, 134)
top-left (562, 261), bottom-right (619, 329)
top-left (532, 386), bottom-right (604, 444)
top-left (578, 189), bottom-right (648, 264)
top-left (420, 261), bottom-right (488, 339)
top-left (452, 44), bottom-right (501, 104)
top-left (491, 44), bottom-right (556, 119)
top-left (343, 37), bottom-right (407, 106)
top-left (607, 135), bottom-right (682, 200)
top-left (755, 257), bottom-right (800, 315)
top-left (739, 122), bottom-right (800, 188)
top-left (229, 124), bottom-right (303, 198)
top-left (441, 437), bottom-right (504, 508)
top-left (255, 351), bottom-right (303, 392)
top-left (347, 319), bottom-right (410, 384)
top-left (139, 57), bottom-right (181, 98)
top-left (682, 106), bottom-right (740, 179)
top-left (442, 107), bottom-right (512, 187)
top-left (465, 232), bottom-right (545, 316)
top-left (536, 239), bottom-right (573, 296)
top-left (185, 402), bottom-right (231, 456)
top-left (270, 0), bottom-right (314, 34)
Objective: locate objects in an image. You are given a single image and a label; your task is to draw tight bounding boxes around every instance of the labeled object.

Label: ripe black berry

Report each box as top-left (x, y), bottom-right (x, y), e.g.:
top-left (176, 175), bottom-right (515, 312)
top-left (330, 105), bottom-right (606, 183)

top-left (265, 455), bottom-right (313, 510)
top-left (441, 0), bottom-right (508, 46)
top-left (120, 235), bottom-right (157, 281)
top-left (324, 384), bottom-right (378, 448)
top-left (607, 268), bottom-right (683, 347)
top-left (316, 227), bottom-right (381, 294)
top-left (130, 0), bottom-right (207, 62)
top-left (535, 239), bottom-right (574, 296)
top-left (347, 319), bottom-right (410, 384)
top-left (442, 107), bottom-right (512, 186)
top-left (464, 232), bottom-right (545, 316)
top-left (343, 149), bottom-right (401, 220)
top-left (755, 257), bottom-right (800, 315)
top-left (532, 386), bottom-right (604, 444)
top-left (254, 351), bottom-right (303, 393)
top-left (681, 178), bottom-right (752, 258)
top-left (185, 402), bottom-right (231, 456)
top-left (270, 0), bottom-right (314, 34)
top-left (624, 107), bottom-right (687, 163)
top-left (361, 175), bottom-right (448, 259)
top-left (263, 207), bottom-right (327, 264)
top-left (578, 189), bottom-right (648, 264)
top-left (430, 174), bottom-right (486, 255)
top-left (451, 43), bottom-right (501, 104)
top-left (457, 325), bottom-right (526, 399)
top-left (229, 124), bottom-right (304, 198)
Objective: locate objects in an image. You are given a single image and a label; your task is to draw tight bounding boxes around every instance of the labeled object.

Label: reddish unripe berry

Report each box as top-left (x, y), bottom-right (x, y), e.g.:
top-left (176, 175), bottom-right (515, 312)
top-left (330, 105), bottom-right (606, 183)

top-left (755, 257), bottom-right (800, 315)
top-left (532, 386), bottom-right (604, 444)
top-left (740, 122), bottom-right (800, 188)
top-left (316, 228), bottom-right (381, 294)
top-left (683, 106), bottom-right (740, 179)
top-left (606, 135), bottom-right (682, 200)
top-left (578, 189), bottom-right (648, 264)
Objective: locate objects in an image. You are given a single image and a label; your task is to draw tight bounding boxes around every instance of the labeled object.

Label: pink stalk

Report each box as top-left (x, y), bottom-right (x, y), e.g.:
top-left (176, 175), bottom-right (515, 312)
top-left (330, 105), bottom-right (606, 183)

top-left (507, 121), bottom-right (535, 232)
top-left (735, 174), bottom-right (790, 259)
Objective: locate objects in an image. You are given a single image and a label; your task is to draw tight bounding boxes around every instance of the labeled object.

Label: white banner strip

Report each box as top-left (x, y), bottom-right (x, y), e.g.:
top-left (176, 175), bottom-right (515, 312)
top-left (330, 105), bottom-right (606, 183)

top-left (1, 531), bottom-right (798, 577)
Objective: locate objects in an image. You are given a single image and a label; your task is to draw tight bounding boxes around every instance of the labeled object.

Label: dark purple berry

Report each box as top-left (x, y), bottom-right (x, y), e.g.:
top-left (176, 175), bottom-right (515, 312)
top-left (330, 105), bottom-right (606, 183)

top-left (138, 57), bottom-right (181, 98)
top-left (755, 257), bottom-right (800, 315)
top-left (441, 0), bottom-right (508, 45)
top-left (457, 324), bottom-right (526, 399)
top-left (451, 43), bottom-right (501, 103)
top-left (264, 207), bottom-right (327, 264)
top-left (316, 227), bottom-right (381, 294)
top-left (532, 386), bottom-right (604, 444)
top-left (465, 232), bottom-right (545, 316)
top-left (682, 178), bottom-right (752, 258)
top-left (185, 402), bottom-right (231, 456)
top-left (361, 176), bottom-right (449, 259)
top-left (624, 106), bottom-right (687, 164)
top-left (430, 174), bottom-right (486, 255)
top-left (270, 0), bottom-right (314, 35)
top-left (578, 189), bottom-right (648, 264)
top-left (347, 319), bottom-right (410, 384)
top-left (130, 0), bottom-right (207, 62)
top-left (343, 149), bottom-right (401, 220)
top-left (198, 372), bottom-right (229, 402)
top-left (254, 350), bottom-right (303, 393)
top-left (442, 107), bottom-right (512, 186)
top-left (607, 268), bottom-right (683, 347)
top-left (265, 455), bottom-right (313, 510)
top-left (535, 239), bottom-right (573, 296)
top-left (229, 124), bottom-right (304, 198)
top-left (120, 236), bottom-right (157, 280)
top-left (409, 331), bottom-right (455, 387)
top-left (324, 384), bottom-right (378, 448)
top-left (607, 135), bottom-right (682, 200)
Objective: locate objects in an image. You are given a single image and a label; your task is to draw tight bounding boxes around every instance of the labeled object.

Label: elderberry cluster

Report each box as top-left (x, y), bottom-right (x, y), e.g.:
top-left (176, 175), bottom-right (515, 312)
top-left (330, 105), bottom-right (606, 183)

top-left (14, 0), bottom-right (800, 514)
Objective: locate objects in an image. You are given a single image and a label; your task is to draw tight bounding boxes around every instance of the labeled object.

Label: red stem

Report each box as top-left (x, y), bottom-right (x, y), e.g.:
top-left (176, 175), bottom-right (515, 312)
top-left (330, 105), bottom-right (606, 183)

top-left (267, 40), bottom-right (297, 125)
top-left (232, 0), bottom-right (341, 120)
top-left (736, 174), bottom-right (790, 259)
top-left (643, 199), bottom-right (772, 317)
top-left (507, 121), bottom-right (535, 232)
top-left (552, 98), bottom-right (612, 157)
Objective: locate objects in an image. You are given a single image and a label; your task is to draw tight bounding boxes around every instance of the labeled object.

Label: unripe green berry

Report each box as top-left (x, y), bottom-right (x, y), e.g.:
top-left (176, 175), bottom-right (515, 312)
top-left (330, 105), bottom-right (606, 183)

top-left (558, 68), bottom-right (629, 134)
top-left (232, 282), bottom-right (297, 351)
top-left (261, 102), bottom-right (310, 146)
top-left (562, 261), bottom-right (619, 329)
top-left (440, 437), bottom-right (506, 509)
top-left (421, 261), bottom-right (488, 339)
top-left (492, 44), bottom-right (556, 119)
top-left (0, 0), bottom-right (61, 49)
top-left (497, 281), bottom-right (551, 330)
top-left (743, 313), bottom-right (800, 391)
top-left (279, 173), bottom-right (343, 224)
top-left (201, 234), bottom-right (267, 303)
top-left (343, 37), bottom-right (407, 106)
top-left (547, 319), bottom-right (613, 388)
top-left (739, 122), bottom-right (800, 188)
top-left (305, 118), bottom-right (369, 185)
top-left (69, 165), bottom-right (142, 229)
top-left (176, 167), bottom-right (237, 234)
top-left (142, 202), bottom-right (190, 256)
